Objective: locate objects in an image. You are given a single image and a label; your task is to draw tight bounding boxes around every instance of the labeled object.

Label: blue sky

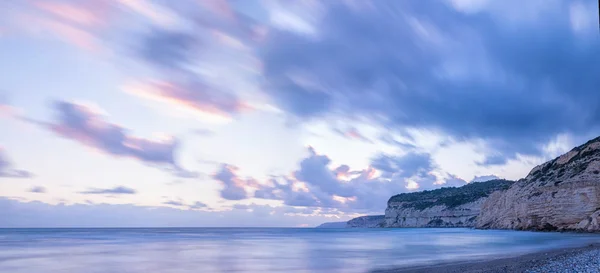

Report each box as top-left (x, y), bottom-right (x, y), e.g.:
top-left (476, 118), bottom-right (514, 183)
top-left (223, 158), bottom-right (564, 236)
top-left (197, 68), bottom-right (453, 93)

top-left (0, 0), bottom-right (598, 227)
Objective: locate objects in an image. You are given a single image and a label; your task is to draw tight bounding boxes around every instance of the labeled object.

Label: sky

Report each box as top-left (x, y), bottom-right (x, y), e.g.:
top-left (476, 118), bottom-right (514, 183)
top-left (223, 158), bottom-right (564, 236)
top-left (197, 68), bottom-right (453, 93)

top-left (0, 0), bottom-right (598, 227)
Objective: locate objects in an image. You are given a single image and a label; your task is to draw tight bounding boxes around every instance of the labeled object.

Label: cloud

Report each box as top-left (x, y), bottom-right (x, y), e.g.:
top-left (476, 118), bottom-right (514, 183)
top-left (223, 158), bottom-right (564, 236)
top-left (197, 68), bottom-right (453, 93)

top-left (258, 1), bottom-right (600, 158)
top-left (0, 148), bottom-right (33, 178)
top-left (138, 28), bottom-right (197, 70)
top-left (471, 175), bottom-right (501, 183)
top-left (190, 201), bottom-right (207, 209)
top-left (126, 15), bottom-right (258, 121)
top-left (162, 199), bottom-right (208, 210)
top-left (10, 0), bottom-right (598, 161)
top-left (33, 1), bottom-right (103, 27)
top-left (371, 153), bottom-right (433, 178)
top-left (117, 0), bottom-right (182, 28)
top-left (45, 100), bottom-right (197, 178)
top-left (333, 127), bottom-right (372, 143)
top-left (212, 164), bottom-right (255, 200)
top-left (0, 197), bottom-right (351, 227)
top-left (16, 0), bottom-right (114, 51)
top-left (378, 134), bottom-right (417, 150)
top-left (223, 147), bottom-right (466, 212)
top-left (79, 186), bottom-right (136, 195)
top-left (28, 186), bottom-right (47, 193)
top-left (478, 154), bottom-right (508, 166)
top-left (192, 128), bottom-right (215, 136)
top-left (124, 80), bottom-right (246, 121)
top-left (163, 200), bottom-right (185, 207)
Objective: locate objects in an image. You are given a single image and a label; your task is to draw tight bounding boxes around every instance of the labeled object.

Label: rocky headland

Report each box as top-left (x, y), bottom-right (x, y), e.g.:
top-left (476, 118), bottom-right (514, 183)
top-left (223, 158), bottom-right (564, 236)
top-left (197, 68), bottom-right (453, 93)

top-left (384, 179), bottom-right (513, 227)
top-left (318, 136), bottom-right (600, 232)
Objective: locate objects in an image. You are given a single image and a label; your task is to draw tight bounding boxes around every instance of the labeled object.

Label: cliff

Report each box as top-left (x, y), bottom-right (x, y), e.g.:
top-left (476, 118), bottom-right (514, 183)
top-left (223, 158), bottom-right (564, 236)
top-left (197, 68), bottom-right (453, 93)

top-left (477, 137), bottom-right (600, 232)
top-left (346, 215), bottom-right (385, 228)
top-left (384, 180), bottom-right (513, 227)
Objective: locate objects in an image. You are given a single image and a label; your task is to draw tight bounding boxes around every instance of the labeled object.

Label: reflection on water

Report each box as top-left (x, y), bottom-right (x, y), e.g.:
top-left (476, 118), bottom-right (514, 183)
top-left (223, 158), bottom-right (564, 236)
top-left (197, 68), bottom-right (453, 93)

top-left (1, 228), bottom-right (599, 273)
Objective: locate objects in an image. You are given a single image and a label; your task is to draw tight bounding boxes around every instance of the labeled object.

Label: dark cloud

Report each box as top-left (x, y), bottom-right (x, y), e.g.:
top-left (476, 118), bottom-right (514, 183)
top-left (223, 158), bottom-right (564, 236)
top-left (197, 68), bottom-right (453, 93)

top-left (28, 186), bottom-right (47, 193)
top-left (259, 1), bottom-right (600, 157)
top-left (0, 149), bottom-right (33, 178)
top-left (79, 186), bottom-right (136, 195)
top-left (140, 29), bottom-right (197, 70)
top-left (46, 100), bottom-right (197, 178)
top-left (478, 154), bottom-right (508, 166)
top-left (371, 153), bottom-right (433, 178)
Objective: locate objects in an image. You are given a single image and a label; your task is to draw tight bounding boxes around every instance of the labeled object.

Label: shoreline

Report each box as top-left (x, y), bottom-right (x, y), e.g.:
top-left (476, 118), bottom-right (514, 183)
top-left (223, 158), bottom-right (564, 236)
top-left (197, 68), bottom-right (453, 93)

top-left (372, 243), bottom-right (600, 273)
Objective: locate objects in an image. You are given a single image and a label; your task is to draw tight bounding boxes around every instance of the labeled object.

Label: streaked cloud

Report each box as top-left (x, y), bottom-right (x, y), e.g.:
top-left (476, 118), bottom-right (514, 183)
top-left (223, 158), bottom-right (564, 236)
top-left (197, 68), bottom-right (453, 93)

top-left (117, 0), bottom-right (183, 28)
top-left (123, 80), bottom-right (247, 122)
top-left (33, 1), bottom-right (103, 27)
top-left (259, 0), bottom-right (600, 160)
top-left (333, 127), bottom-right (373, 143)
top-left (79, 186), bottom-right (136, 195)
top-left (2, 0), bottom-right (598, 223)
top-left (28, 186), bottom-right (47, 193)
top-left (45, 100), bottom-right (197, 178)
top-left (0, 148), bottom-right (33, 178)
top-left (0, 197), bottom-right (353, 227)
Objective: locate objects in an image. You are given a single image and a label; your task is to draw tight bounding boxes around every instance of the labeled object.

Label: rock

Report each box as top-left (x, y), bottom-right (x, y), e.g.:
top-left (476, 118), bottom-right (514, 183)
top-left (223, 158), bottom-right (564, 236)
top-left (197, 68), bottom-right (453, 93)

top-left (383, 180), bottom-right (513, 227)
top-left (477, 136), bottom-right (600, 231)
top-left (346, 215), bottom-right (385, 228)
top-left (315, 221), bottom-right (347, 228)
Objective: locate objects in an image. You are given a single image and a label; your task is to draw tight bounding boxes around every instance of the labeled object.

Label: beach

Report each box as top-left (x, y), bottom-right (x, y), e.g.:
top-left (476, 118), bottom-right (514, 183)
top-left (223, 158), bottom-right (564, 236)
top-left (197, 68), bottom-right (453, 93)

top-left (377, 243), bottom-right (600, 273)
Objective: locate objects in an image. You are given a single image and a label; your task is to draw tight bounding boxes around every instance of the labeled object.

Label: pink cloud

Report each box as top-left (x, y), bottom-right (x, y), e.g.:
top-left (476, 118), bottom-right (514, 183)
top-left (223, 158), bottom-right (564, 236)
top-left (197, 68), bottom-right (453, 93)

top-left (47, 100), bottom-right (196, 178)
top-left (34, 1), bottom-right (103, 27)
top-left (124, 80), bottom-right (249, 121)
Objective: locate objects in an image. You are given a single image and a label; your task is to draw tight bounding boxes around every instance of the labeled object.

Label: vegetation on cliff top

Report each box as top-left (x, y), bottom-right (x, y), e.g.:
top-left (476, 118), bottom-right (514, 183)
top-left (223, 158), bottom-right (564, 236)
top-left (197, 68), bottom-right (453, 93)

top-left (388, 179), bottom-right (514, 210)
top-left (526, 137), bottom-right (600, 186)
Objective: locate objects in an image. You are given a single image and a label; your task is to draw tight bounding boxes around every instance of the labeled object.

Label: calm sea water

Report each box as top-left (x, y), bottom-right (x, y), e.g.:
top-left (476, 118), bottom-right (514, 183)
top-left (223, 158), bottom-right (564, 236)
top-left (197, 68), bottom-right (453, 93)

top-left (1, 228), bottom-right (599, 273)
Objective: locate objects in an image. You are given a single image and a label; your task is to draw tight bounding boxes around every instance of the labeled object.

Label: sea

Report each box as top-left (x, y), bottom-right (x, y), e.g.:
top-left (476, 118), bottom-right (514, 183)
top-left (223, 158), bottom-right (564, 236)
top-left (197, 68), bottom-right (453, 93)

top-left (1, 228), bottom-right (599, 273)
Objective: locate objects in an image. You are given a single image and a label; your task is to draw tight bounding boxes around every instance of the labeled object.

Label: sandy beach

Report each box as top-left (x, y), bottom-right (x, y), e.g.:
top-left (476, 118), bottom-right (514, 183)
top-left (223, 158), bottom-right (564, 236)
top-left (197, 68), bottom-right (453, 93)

top-left (374, 243), bottom-right (600, 273)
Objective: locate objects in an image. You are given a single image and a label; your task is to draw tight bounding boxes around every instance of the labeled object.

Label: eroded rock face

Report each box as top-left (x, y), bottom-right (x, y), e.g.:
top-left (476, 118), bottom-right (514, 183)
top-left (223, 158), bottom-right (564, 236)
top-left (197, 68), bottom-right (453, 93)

top-left (477, 137), bottom-right (600, 231)
top-left (384, 180), bottom-right (513, 227)
top-left (385, 200), bottom-right (482, 227)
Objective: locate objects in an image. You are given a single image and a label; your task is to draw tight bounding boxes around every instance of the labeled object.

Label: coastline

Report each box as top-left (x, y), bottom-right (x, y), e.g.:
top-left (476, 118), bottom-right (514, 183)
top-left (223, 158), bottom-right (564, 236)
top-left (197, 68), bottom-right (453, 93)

top-left (372, 243), bottom-right (600, 273)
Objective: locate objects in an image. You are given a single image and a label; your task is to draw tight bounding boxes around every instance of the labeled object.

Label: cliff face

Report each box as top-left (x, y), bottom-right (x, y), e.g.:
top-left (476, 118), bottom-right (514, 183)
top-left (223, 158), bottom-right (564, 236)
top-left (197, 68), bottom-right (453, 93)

top-left (346, 215), bottom-right (385, 228)
top-left (384, 180), bottom-right (513, 227)
top-left (477, 137), bottom-right (600, 232)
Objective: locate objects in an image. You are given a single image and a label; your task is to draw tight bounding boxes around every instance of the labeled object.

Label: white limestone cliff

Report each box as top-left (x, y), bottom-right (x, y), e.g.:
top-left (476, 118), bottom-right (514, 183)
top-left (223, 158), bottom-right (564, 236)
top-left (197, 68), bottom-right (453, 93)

top-left (383, 180), bottom-right (513, 228)
top-left (477, 137), bottom-right (600, 231)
